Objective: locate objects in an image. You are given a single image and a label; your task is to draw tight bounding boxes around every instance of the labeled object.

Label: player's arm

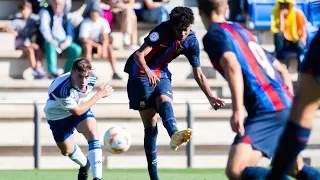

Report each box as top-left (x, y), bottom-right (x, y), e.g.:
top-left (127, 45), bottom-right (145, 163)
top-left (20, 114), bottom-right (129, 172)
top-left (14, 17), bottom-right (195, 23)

top-left (273, 59), bottom-right (294, 94)
top-left (134, 27), bottom-right (162, 86)
top-left (69, 84), bottom-right (113, 116)
top-left (134, 42), bottom-right (159, 86)
top-left (52, 83), bottom-right (113, 116)
top-left (134, 42), bottom-right (153, 73)
top-left (203, 31), bottom-right (244, 135)
top-left (186, 38), bottom-right (224, 109)
top-left (220, 52), bottom-right (244, 113)
top-left (192, 67), bottom-right (224, 109)
top-left (220, 52), bottom-right (245, 136)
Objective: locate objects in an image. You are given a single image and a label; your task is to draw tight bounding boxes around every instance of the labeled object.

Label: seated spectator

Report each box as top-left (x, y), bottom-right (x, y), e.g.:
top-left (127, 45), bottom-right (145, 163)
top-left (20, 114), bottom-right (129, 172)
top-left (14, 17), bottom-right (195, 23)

top-left (79, 2), bottom-right (121, 79)
top-left (271, 0), bottom-right (307, 62)
top-left (39, 0), bottom-right (82, 78)
top-left (140, 0), bottom-right (170, 25)
top-left (5, 1), bottom-right (46, 79)
top-left (228, 0), bottom-right (248, 23)
top-left (104, 0), bottom-right (139, 50)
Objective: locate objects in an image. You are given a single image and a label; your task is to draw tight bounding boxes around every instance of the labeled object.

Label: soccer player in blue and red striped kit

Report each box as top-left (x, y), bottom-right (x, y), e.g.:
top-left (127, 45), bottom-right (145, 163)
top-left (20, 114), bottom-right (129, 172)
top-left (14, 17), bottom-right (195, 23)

top-left (266, 24), bottom-right (320, 180)
top-left (124, 6), bottom-right (225, 180)
top-left (197, 0), bottom-right (320, 179)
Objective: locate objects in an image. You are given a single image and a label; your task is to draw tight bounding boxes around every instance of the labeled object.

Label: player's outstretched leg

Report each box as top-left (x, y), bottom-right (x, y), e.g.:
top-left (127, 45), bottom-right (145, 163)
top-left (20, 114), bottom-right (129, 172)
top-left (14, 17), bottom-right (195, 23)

top-left (157, 95), bottom-right (192, 150)
top-left (170, 128), bottom-right (193, 151)
top-left (267, 73), bottom-right (320, 180)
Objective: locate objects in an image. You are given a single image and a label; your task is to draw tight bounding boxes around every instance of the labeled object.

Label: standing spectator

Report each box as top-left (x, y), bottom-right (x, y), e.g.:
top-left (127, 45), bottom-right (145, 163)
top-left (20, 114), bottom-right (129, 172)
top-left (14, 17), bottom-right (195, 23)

top-left (80, 2), bottom-right (122, 79)
top-left (39, 0), bottom-right (82, 78)
top-left (140, 0), bottom-right (170, 25)
top-left (104, 0), bottom-right (139, 50)
top-left (271, 0), bottom-right (307, 62)
top-left (5, 1), bottom-right (46, 79)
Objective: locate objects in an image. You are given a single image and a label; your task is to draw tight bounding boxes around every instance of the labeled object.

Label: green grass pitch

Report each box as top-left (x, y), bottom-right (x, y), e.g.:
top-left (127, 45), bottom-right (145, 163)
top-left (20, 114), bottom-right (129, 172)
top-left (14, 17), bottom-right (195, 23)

top-left (0, 168), bottom-right (227, 180)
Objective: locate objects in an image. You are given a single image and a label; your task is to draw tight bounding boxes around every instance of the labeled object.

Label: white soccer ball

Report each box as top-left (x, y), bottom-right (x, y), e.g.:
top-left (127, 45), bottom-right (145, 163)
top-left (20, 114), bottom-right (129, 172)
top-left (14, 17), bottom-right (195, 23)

top-left (103, 127), bottom-right (131, 154)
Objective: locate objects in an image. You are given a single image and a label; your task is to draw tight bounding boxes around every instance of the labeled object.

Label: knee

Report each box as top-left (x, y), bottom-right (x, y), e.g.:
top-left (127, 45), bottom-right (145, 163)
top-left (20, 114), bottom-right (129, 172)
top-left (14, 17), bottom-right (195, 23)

top-left (75, 46), bottom-right (82, 57)
top-left (71, 44), bottom-right (82, 57)
top-left (60, 148), bottom-right (73, 156)
top-left (86, 130), bottom-right (99, 141)
top-left (156, 100), bottom-right (170, 112)
top-left (226, 165), bottom-right (243, 180)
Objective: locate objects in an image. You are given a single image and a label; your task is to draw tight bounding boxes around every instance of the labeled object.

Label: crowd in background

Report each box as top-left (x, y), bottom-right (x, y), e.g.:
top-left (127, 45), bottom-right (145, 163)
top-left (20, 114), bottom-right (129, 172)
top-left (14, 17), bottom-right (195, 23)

top-left (3, 0), bottom-right (171, 80)
top-left (3, 0), bottom-right (320, 80)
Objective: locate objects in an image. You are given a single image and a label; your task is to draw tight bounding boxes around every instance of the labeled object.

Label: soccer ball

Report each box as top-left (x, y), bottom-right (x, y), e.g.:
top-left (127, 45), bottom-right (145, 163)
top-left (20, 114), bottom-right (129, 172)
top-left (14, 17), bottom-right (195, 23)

top-left (103, 127), bottom-right (131, 154)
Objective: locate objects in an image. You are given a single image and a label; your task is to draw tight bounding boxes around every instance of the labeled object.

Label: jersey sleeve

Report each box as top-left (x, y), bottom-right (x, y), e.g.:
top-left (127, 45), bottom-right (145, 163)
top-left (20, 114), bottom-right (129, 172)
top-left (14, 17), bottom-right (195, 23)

top-left (51, 91), bottom-right (78, 111)
top-left (144, 25), bottom-right (163, 48)
top-left (184, 37), bottom-right (201, 67)
top-left (87, 74), bottom-right (97, 88)
top-left (202, 30), bottom-right (233, 64)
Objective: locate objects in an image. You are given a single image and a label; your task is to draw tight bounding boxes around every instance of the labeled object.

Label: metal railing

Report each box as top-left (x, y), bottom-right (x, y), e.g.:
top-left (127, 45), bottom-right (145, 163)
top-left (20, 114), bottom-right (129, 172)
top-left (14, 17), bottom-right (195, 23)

top-left (0, 99), bottom-right (233, 169)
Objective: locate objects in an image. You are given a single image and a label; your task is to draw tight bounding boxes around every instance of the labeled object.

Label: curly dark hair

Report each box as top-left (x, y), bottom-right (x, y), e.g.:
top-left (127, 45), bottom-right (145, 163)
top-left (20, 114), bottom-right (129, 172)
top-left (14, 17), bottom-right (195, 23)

top-left (169, 6), bottom-right (194, 30)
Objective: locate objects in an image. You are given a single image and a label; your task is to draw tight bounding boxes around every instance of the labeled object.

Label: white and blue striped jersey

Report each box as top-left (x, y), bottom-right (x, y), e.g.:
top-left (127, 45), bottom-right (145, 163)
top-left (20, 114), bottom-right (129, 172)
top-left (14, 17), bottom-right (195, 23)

top-left (43, 72), bottom-right (97, 120)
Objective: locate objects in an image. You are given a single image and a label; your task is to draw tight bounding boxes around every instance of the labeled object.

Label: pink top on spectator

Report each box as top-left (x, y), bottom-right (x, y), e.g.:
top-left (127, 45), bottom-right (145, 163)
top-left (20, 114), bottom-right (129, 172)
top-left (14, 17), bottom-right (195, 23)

top-left (102, 9), bottom-right (113, 30)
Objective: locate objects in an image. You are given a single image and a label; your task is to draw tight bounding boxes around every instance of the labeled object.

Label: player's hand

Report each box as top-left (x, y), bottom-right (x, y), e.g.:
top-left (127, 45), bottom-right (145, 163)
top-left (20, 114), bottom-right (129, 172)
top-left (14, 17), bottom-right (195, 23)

top-left (96, 83), bottom-right (114, 99)
top-left (60, 42), bottom-right (69, 51)
top-left (209, 96), bottom-right (225, 110)
top-left (230, 110), bottom-right (245, 136)
top-left (145, 69), bottom-right (160, 87)
top-left (50, 40), bottom-right (59, 47)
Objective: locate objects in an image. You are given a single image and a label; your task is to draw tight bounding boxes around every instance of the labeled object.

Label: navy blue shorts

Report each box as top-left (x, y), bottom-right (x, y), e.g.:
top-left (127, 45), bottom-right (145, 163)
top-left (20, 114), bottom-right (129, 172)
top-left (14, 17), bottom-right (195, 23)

top-left (300, 28), bottom-right (320, 83)
top-left (233, 109), bottom-right (290, 158)
top-left (47, 109), bottom-right (95, 142)
top-left (127, 77), bottom-right (173, 110)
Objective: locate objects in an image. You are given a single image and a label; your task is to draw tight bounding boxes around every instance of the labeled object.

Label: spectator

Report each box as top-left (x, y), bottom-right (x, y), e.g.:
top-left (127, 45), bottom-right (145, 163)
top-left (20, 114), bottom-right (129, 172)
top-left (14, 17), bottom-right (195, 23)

top-left (140, 0), bottom-right (170, 25)
top-left (228, 0), bottom-right (248, 22)
top-left (5, 1), bottom-right (46, 79)
top-left (271, 0), bottom-right (307, 62)
top-left (104, 0), bottom-right (139, 50)
top-left (39, 0), bottom-right (82, 78)
top-left (79, 2), bottom-right (122, 79)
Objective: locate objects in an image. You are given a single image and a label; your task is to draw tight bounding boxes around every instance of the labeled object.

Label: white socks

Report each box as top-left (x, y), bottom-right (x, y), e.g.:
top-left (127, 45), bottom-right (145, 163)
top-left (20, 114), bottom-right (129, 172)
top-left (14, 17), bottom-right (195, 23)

top-left (68, 144), bottom-right (87, 167)
top-left (88, 140), bottom-right (102, 179)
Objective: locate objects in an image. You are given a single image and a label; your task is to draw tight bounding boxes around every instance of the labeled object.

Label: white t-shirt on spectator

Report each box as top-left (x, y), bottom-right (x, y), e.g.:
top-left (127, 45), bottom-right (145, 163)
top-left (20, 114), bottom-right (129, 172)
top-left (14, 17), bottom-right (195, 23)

top-left (79, 17), bottom-right (111, 43)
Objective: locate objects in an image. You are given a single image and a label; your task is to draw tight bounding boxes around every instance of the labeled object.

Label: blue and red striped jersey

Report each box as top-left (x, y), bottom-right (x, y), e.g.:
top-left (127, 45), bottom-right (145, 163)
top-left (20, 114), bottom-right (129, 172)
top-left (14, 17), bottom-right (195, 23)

top-left (124, 21), bottom-right (201, 79)
top-left (203, 22), bottom-right (292, 115)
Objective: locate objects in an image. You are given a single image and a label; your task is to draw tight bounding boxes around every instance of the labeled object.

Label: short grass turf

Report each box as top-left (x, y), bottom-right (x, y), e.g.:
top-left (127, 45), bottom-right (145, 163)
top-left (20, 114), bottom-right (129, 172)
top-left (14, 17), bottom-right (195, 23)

top-left (0, 168), bottom-right (227, 180)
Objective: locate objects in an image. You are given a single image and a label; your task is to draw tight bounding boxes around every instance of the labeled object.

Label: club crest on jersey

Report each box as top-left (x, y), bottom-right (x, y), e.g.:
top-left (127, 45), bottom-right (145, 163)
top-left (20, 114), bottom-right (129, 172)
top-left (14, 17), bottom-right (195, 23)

top-left (149, 32), bottom-right (159, 42)
top-left (140, 101), bottom-right (146, 108)
top-left (62, 100), bottom-right (68, 106)
top-left (175, 48), bottom-right (184, 53)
